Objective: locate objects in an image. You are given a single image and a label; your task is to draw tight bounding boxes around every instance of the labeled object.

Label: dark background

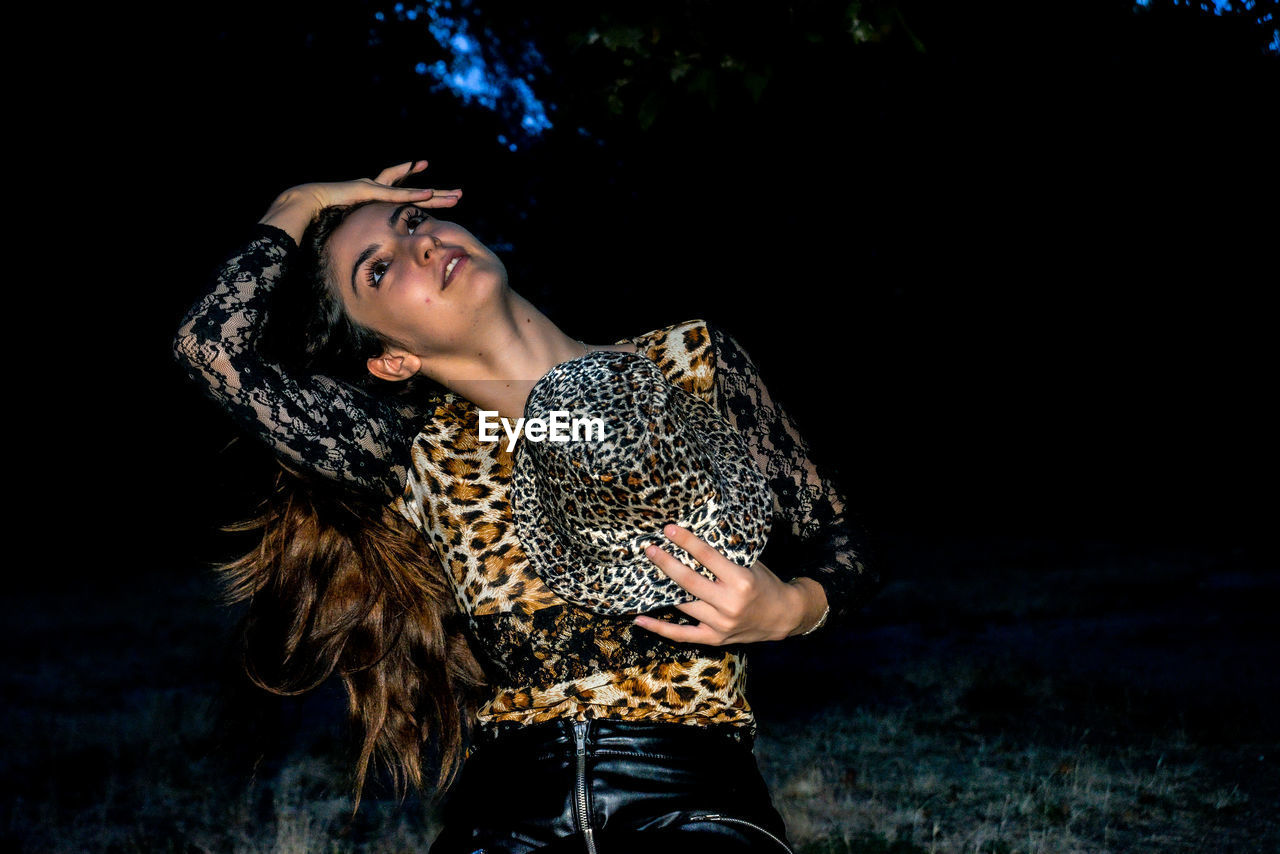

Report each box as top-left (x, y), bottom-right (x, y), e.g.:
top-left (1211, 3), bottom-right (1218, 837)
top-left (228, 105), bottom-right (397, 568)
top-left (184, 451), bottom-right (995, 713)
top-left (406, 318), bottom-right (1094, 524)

top-left (8, 2), bottom-right (1277, 848)
top-left (74, 0), bottom-right (1272, 572)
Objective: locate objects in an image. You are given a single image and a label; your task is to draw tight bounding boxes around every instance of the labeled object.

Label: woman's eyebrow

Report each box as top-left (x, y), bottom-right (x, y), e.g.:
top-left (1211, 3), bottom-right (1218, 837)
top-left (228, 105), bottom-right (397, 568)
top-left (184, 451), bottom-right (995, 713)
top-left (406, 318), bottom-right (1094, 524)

top-left (351, 244), bottom-right (380, 295)
top-left (387, 203), bottom-right (414, 226)
top-left (349, 207), bottom-right (413, 294)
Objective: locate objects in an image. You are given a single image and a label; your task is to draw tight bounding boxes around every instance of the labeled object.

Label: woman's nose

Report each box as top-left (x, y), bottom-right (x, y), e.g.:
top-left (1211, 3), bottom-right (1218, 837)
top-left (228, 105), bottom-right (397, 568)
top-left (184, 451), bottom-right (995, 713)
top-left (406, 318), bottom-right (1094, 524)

top-left (408, 231), bottom-right (443, 264)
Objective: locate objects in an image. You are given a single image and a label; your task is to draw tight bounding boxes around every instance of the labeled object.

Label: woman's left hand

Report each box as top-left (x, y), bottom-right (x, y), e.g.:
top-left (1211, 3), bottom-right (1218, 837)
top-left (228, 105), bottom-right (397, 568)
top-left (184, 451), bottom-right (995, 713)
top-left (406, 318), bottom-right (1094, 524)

top-left (631, 524), bottom-right (806, 644)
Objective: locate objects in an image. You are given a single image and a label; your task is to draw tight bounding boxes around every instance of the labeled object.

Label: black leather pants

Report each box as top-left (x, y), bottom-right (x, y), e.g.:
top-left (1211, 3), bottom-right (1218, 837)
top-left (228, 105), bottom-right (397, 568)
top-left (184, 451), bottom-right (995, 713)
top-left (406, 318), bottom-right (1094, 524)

top-left (428, 717), bottom-right (795, 854)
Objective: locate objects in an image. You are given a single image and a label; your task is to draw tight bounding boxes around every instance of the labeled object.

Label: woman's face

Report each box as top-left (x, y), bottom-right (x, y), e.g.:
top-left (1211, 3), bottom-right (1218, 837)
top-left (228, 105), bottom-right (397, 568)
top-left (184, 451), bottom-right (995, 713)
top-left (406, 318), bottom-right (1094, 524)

top-left (324, 201), bottom-right (507, 359)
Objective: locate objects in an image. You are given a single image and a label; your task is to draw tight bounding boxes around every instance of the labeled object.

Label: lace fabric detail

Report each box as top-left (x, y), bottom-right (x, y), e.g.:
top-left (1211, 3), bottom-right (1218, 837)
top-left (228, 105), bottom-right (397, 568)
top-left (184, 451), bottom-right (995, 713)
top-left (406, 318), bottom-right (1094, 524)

top-left (172, 224), bottom-right (420, 500)
top-left (705, 321), bottom-right (879, 630)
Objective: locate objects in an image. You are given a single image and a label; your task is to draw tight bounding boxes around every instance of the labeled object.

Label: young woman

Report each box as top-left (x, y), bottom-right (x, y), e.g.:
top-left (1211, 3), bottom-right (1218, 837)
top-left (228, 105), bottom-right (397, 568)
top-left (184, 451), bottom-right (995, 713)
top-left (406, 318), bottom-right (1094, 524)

top-left (174, 160), bottom-right (880, 853)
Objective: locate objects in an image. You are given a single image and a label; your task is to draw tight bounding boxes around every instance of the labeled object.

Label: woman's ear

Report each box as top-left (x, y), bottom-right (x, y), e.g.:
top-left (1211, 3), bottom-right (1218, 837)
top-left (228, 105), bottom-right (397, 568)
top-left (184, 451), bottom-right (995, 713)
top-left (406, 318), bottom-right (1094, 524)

top-left (367, 346), bottom-right (422, 383)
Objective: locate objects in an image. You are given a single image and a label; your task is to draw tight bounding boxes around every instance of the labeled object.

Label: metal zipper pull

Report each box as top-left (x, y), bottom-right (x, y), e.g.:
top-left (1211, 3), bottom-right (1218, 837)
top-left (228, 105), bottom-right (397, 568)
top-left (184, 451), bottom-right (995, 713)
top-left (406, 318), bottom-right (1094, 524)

top-left (573, 722), bottom-right (596, 854)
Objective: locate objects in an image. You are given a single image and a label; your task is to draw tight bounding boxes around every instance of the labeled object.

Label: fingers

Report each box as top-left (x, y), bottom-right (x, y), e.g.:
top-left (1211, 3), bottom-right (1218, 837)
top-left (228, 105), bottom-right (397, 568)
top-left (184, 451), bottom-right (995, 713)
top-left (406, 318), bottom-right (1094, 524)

top-left (657, 524), bottom-right (742, 583)
top-left (367, 160), bottom-right (462, 206)
top-left (374, 159), bottom-right (428, 186)
top-left (349, 183), bottom-right (436, 206)
top-left (632, 614), bottom-right (713, 644)
top-left (359, 176), bottom-right (433, 194)
top-left (644, 542), bottom-right (717, 602)
top-left (669, 598), bottom-right (725, 632)
top-left (373, 162), bottom-right (409, 185)
top-left (351, 181), bottom-right (458, 206)
top-left (637, 614), bottom-right (711, 640)
top-left (661, 524), bottom-right (717, 573)
top-left (416, 188), bottom-right (463, 207)
top-left (313, 166), bottom-right (462, 209)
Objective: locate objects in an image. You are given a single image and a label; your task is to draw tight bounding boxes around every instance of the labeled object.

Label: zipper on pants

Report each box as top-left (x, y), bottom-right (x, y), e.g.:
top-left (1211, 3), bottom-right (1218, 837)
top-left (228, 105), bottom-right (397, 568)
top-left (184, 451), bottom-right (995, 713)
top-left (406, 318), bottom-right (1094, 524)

top-left (686, 813), bottom-right (795, 853)
top-left (573, 720), bottom-right (599, 854)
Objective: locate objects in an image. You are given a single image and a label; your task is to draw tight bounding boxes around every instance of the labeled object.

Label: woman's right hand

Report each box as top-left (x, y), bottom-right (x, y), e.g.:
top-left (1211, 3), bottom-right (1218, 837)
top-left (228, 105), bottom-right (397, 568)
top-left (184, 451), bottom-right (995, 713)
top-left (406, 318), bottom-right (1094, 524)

top-left (259, 160), bottom-right (462, 245)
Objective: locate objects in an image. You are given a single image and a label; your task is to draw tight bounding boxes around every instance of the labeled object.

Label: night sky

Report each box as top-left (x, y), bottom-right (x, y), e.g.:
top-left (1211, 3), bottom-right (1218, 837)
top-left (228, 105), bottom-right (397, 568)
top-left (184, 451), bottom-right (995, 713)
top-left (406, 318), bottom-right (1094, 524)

top-left (58, 1), bottom-right (1276, 577)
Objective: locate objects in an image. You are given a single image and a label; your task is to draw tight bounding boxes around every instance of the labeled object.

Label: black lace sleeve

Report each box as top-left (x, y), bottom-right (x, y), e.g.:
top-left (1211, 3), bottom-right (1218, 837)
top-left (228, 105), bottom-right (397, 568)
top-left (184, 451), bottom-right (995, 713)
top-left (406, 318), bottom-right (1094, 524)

top-left (172, 223), bottom-right (420, 500)
top-left (706, 320), bottom-right (881, 632)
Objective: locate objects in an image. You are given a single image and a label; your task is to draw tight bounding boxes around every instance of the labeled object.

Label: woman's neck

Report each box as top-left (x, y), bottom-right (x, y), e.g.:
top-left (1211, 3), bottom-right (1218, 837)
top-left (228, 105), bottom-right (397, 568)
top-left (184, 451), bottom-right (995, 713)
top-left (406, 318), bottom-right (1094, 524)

top-left (418, 292), bottom-right (634, 422)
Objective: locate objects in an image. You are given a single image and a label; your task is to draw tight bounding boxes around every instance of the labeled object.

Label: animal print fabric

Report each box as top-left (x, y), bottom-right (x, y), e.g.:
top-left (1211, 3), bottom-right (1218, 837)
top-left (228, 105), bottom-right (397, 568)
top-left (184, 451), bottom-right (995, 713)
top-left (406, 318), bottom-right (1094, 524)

top-left (174, 224), bottom-right (877, 736)
top-left (510, 349), bottom-right (774, 615)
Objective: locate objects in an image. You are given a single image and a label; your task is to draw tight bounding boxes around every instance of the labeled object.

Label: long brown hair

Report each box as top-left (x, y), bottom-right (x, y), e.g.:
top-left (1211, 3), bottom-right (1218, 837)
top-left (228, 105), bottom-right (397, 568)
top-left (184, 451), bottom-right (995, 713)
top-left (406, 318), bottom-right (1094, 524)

top-left (221, 202), bottom-right (489, 811)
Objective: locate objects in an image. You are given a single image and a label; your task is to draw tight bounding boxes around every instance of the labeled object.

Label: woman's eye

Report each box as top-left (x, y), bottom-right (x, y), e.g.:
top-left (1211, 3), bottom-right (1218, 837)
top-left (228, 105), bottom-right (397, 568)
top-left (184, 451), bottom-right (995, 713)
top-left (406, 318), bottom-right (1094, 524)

top-left (366, 209), bottom-right (430, 287)
top-left (405, 211), bottom-right (430, 234)
top-left (367, 260), bottom-right (389, 288)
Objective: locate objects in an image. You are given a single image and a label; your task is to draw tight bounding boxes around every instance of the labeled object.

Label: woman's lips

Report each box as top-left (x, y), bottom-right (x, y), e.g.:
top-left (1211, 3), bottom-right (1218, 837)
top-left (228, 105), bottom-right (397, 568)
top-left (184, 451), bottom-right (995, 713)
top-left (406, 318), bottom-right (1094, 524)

top-left (443, 253), bottom-right (469, 289)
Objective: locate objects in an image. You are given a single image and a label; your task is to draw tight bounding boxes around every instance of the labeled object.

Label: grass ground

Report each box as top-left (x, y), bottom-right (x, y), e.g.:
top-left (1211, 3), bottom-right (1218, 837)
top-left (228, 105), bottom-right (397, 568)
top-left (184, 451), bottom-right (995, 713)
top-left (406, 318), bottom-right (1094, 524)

top-left (3, 534), bottom-right (1275, 852)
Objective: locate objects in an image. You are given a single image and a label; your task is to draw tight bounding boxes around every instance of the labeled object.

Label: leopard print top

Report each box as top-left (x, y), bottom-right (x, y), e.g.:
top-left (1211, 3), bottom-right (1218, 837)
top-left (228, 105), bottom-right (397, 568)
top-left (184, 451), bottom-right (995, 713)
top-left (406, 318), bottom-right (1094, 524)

top-left (174, 224), bottom-right (880, 736)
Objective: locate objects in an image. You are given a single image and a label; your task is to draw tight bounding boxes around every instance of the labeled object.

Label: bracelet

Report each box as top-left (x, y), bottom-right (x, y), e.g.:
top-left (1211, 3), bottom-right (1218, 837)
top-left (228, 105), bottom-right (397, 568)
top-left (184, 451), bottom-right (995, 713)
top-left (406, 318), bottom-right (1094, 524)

top-left (799, 604), bottom-right (830, 636)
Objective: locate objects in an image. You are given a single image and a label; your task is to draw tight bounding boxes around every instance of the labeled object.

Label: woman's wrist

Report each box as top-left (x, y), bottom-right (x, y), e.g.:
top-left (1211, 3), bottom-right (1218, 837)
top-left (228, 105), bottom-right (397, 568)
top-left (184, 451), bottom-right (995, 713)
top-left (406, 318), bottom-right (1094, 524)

top-left (258, 188), bottom-right (321, 246)
top-left (786, 577), bottom-right (830, 637)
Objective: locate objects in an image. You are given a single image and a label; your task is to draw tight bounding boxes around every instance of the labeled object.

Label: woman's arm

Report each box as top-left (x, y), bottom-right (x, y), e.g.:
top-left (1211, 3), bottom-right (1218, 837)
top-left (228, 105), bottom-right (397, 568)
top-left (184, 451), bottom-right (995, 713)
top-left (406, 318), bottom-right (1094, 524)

top-left (705, 320), bottom-right (882, 633)
top-left (633, 319), bottom-right (881, 643)
top-left (174, 225), bottom-right (412, 498)
top-left (172, 162), bottom-right (459, 500)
